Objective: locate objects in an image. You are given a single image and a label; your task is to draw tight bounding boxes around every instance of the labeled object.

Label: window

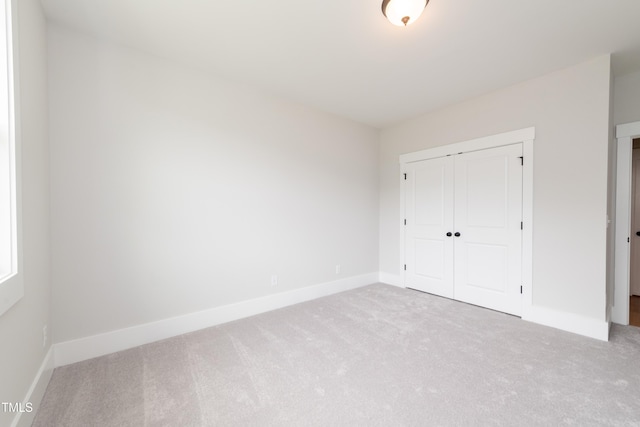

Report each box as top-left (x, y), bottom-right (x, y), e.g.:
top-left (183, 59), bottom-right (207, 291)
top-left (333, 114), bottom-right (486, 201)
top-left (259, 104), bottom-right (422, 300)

top-left (0, 0), bottom-right (22, 316)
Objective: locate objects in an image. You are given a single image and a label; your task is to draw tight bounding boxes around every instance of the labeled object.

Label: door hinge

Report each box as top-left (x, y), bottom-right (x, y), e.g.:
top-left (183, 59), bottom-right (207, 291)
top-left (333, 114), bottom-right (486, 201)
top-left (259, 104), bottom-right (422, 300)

top-left (404, 173), bottom-right (407, 180)
top-left (404, 219), bottom-right (407, 225)
top-left (521, 221), bottom-right (523, 230)
top-left (628, 237), bottom-right (631, 243)
top-left (520, 285), bottom-right (523, 294)
top-left (404, 264), bottom-right (407, 271)
top-left (519, 156), bottom-right (524, 165)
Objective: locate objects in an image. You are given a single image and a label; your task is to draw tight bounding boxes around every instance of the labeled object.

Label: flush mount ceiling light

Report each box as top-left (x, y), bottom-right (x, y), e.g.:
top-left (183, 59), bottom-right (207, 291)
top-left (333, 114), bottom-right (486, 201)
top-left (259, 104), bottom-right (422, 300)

top-left (381, 0), bottom-right (429, 27)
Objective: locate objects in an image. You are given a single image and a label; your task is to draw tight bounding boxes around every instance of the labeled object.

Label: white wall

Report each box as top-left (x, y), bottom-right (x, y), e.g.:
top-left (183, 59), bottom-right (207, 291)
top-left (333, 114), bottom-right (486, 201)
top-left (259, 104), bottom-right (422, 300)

top-left (380, 56), bottom-right (611, 323)
top-left (614, 70), bottom-right (640, 126)
top-left (48, 26), bottom-right (379, 343)
top-left (0, 0), bottom-right (51, 426)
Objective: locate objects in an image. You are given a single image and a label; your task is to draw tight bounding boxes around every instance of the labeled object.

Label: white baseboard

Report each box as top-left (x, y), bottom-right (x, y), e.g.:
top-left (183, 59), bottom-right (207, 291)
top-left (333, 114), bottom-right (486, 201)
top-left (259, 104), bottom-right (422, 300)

top-left (11, 347), bottom-right (54, 427)
top-left (53, 271), bottom-right (609, 368)
top-left (54, 272), bottom-right (378, 367)
top-left (378, 272), bottom-right (403, 287)
top-left (384, 270), bottom-right (608, 341)
top-left (523, 305), bottom-right (610, 341)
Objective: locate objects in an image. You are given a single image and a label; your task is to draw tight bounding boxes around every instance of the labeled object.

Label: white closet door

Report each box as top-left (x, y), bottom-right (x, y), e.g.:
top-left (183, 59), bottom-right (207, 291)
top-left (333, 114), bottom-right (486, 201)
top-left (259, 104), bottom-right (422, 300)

top-left (404, 156), bottom-right (454, 298)
top-left (453, 144), bottom-right (523, 316)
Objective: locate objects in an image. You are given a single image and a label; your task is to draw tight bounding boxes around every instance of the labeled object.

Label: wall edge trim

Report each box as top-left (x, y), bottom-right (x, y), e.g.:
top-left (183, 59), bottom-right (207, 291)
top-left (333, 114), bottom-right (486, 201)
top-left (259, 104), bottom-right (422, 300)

top-left (12, 347), bottom-right (54, 427)
top-left (522, 305), bottom-right (610, 341)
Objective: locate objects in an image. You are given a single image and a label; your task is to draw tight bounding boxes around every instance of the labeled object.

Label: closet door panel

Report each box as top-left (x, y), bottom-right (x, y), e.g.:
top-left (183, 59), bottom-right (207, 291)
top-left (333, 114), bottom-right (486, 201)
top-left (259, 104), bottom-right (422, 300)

top-left (404, 157), bottom-right (454, 298)
top-left (453, 144), bottom-right (523, 315)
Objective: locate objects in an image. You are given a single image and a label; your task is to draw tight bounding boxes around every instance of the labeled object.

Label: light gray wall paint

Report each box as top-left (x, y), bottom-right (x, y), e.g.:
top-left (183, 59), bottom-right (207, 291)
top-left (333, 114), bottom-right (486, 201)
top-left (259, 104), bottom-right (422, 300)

top-left (614, 70), bottom-right (640, 126)
top-left (379, 56), bottom-right (611, 321)
top-left (0, 0), bottom-right (51, 425)
top-left (48, 27), bottom-right (380, 343)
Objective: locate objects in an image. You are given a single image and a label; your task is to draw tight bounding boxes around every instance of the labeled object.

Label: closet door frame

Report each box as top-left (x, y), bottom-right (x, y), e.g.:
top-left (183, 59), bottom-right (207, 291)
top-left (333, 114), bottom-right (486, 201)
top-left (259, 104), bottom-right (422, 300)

top-left (399, 127), bottom-right (535, 318)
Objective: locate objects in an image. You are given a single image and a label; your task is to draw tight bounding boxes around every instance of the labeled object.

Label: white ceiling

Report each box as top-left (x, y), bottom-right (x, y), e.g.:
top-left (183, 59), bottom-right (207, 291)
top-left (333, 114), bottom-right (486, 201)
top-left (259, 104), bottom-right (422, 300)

top-left (40, 0), bottom-right (640, 128)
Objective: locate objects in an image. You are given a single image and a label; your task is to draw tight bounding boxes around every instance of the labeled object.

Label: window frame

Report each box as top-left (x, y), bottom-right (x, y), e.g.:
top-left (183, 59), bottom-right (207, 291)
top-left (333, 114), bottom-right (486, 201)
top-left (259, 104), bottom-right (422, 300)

top-left (0, 0), bottom-right (23, 317)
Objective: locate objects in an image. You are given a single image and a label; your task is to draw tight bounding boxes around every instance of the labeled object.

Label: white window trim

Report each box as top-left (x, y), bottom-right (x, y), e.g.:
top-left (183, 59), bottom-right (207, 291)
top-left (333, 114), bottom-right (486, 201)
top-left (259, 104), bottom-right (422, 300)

top-left (0, 0), bottom-right (23, 317)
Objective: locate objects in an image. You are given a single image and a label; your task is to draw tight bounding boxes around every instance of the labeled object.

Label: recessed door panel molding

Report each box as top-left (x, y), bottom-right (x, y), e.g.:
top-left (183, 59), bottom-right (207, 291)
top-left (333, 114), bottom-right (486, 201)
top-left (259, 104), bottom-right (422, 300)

top-left (464, 243), bottom-right (507, 293)
top-left (414, 167), bottom-right (446, 226)
top-left (414, 239), bottom-right (445, 280)
top-left (464, 155), bottom-right (508, 229)
top-left (401, 128), bottom-right (533, 318)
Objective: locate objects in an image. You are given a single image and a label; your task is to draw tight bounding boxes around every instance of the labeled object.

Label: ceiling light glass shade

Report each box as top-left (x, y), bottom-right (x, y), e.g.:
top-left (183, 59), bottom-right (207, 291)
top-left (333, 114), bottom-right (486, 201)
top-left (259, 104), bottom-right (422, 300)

top-left (381, 0), bottom-right (428, 27)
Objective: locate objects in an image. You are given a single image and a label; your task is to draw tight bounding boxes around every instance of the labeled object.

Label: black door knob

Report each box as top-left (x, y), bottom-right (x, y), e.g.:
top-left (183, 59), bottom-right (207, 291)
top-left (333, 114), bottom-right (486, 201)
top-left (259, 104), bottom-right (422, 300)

top-left (454, 232), bottom-right (461, 237)
top-left (636, 231), bottom-right (640, 236)
top-left (446, 232), bottom-right (452, 237)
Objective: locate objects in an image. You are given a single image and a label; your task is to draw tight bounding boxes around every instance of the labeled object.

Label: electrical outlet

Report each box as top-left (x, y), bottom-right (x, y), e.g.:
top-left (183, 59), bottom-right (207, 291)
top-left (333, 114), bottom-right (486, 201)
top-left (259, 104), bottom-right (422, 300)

top-left (335, 264), bottom-right (341, 274)
top-left (42, 325), bottom-right (48, 348)
top-left (271, 275), bottom-right (278, 286)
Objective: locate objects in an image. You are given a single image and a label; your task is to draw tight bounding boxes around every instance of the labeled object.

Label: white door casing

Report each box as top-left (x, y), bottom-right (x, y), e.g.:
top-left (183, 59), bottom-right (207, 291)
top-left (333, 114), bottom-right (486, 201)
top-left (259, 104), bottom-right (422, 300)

top-left (613, 121), bottom-right (640, 325)
top-left (400, 127), bottom-right (534, 318)
top-left (631, 148), bottom-right (640, 296)
top-left (404, 145), bottom-right (523, 315)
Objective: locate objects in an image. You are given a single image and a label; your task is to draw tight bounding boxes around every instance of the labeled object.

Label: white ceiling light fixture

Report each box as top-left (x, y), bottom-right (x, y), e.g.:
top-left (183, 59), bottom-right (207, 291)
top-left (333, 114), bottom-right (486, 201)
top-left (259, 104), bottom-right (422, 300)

top-left (381, 0), bottom-right (429, 27)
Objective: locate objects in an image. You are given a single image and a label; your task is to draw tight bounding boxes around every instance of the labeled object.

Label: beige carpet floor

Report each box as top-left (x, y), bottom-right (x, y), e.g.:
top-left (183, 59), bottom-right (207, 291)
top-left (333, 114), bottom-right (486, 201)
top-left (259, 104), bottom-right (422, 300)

top-left (34, 284), bottom-right (640, 426)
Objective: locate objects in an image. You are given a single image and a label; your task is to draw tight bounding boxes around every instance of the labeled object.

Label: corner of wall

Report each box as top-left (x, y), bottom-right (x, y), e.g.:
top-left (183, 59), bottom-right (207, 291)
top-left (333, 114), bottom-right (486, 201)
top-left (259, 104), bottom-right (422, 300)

top-left (0, 0), bottom-right (53, 425)
top-left (379, 272), bottom-right (403, 288)
top-left (522, 306), bottom-right (610, 342)
top-left (12, 347), bottom-right (54, 427)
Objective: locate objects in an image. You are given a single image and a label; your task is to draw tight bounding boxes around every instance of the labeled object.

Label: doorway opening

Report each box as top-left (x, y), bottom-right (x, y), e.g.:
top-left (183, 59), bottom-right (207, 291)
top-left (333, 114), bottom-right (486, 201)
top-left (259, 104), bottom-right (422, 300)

top-left (630, 138), bottom-right (640, 327)
top-left (613, 121), bottom-right (640, 326)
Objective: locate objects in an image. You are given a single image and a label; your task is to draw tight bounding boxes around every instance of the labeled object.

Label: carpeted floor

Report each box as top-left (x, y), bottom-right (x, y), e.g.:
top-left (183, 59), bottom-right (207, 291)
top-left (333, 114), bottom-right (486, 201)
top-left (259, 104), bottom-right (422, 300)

top-left (34, 284), bottom-right (640, 426)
